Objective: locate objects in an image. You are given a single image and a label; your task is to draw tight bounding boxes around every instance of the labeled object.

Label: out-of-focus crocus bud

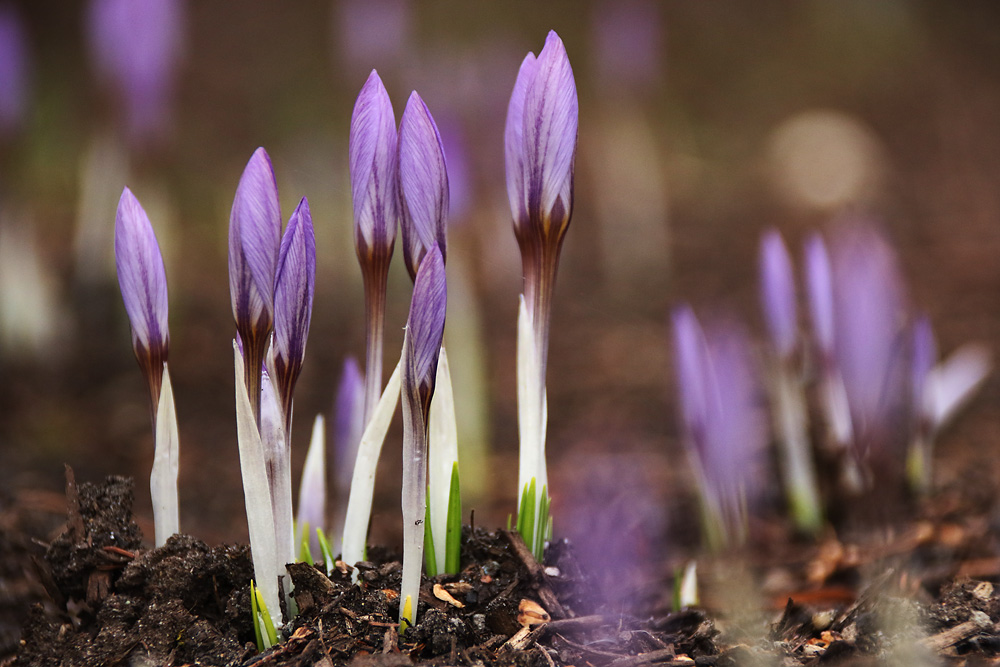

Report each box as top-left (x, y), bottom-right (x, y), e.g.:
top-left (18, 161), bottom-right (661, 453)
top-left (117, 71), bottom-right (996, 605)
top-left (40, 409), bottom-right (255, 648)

top-left (911, 315), bottom-right (936, 431)
top-left (334, 357), bottom-right (366, 493)
top-left (760, 229), bottom-right (797, 359)
top-left (273, 197), bottom-right (316, 429)
top-left (505, 30), bottom-right (578, 317)
top-left (672, 306), bottom-right (766, 549)
top-left (804, 233), bottom-right (834, 361)
top-left (115, 186), bottom-right (170, 410)
top-left (399, 245), bottom-right (447, 627)
top-left (0, 5), bottom-right (30, 136)
top-left (829, 223), bottom-right (909, 468)
top-left (229, 147), bottom-right (282, 424)
top-left (398, 90), bottom-right (448, 280)
top-left (86, 0), bottom-right (184, 145)
top-left (350, 70), bottom-right (397, 424)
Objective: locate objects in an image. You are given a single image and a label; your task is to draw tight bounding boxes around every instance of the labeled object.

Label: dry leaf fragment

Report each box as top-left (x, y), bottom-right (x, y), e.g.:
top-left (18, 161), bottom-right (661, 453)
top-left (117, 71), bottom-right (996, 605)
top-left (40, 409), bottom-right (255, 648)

top-left (433, 583), bottom-right (465, 608)
top-left (518, 598), bottom-right (550, 626)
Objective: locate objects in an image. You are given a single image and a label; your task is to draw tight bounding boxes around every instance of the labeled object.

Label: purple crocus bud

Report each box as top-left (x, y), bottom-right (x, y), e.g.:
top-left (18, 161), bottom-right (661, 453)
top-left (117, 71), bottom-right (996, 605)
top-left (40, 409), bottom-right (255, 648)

top-left (350, 70), bottom-right (397, 424)
top-left (804, 234), bottom-right (834, 359)
top-left (399, 244), bottom-right (446, 626)
top-left (115, 186), bottom-right (169, 410)
top-left (334, 357), bottom-right (366, 493)
top-left (505, 30), bottom-right (578, 255)
top-left (350, 70), bottom-right (398, 275)
top-left (829, 223), bottom-right (909, 460)
top-left (229, 147), bottom-right (282, 423)
top-left (86, 0), bottom-right (184, 144)
top-left (759, 229), bottom-right (797, 359)
top-left (273, 197), bottom-right (316, 428)
top-left (0, 5), bottom-right (30, 135)
top-left (672, 305), bottom-right (766, 547)
top-left (404, 245), bottom-right (448, 416)
top-left (398, 91), bottom-right (448, 280)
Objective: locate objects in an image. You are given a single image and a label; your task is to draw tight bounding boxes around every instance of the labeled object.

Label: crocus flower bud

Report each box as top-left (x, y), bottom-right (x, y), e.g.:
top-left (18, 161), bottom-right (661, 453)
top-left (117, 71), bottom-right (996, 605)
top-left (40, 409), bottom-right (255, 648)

top-left (115, 186), bottom-right (169, 409)
top-left (0, 5), bottom-right (29, 135)
top-left (334, 358), bottom-right (366, 493)
top-left (759, 229), bottom-right (797, 359)
top-left (505, 30), bottom-right (578, 262)
top-left (803, 233), bottom-right (834, 359)
top-left (404, 245), bottom-right (448, 418)
top-left (398, 91), bottom-right (448, 280)
top-left (229, 147), bottom-right (281, 422)
top-left (273, 197), bottom-right (316, 426)
top-left (350, 70), bottom-right (397, 424)
top-left (350, 70), bottom-right (398, 277)
top-left (911, 315), bottom-right (936, 429)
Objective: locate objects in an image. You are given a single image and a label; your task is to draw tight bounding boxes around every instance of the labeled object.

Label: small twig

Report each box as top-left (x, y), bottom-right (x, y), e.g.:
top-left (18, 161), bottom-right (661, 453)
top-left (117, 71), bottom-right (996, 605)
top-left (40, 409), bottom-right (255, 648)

top-left (606, 648), bottom-right (686, 667)
top-left (921, 613), bottom-right (992, 653)
top-left (500, 530), bottom-right (567, 618)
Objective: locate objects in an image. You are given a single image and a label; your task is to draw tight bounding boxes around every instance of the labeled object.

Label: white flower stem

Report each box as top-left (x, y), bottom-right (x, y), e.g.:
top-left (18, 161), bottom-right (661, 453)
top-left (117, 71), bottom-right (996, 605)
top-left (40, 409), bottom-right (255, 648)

top-left (151, 362), bottom-right (180, 547)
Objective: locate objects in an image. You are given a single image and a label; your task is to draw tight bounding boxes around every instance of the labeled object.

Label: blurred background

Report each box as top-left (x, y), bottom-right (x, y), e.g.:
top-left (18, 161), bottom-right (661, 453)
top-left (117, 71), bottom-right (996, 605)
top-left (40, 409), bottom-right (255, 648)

top-left (1, 0), bottom-right (1000, 588)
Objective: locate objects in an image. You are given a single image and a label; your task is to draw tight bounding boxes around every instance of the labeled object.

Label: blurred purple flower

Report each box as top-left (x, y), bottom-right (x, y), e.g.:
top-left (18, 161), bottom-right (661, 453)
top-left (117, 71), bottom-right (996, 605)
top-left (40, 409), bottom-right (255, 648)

top-left (438, 120), bottom-right (472, 224)
top-left (333, 357), bottom-right (366, 492)
top-left (0, 5), bottom-right (30, 134)
top-left (334, 0), bottom-right (411, 72)
top-left (115, 186), bottom-right (169, 407)
top-left (828, 223), bottom-right (909, 458)
top-left (229, 147), bottom-right (281, 423)
top-left (803, 233), bottom-right (834, 359)
top-left (759, 229), bottom-right (797, 359)
top-left (273, 197), bottom-right (316, 426)
top-left (398, 91), bottom-right (448, 280)
top-left (672, 306), bottom-right (767, 543)
top-left (87, 0), bottom-right (184, 144)
top-left (505, 31), bottom-right (578, 247)
top-left (591, 0), bottom-right (664, 92)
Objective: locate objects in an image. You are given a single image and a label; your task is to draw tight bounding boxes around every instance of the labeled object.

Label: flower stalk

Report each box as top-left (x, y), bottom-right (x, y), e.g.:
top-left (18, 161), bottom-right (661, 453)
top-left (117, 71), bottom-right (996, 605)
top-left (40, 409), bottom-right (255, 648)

top-left (504, 31), bottom-right (578, 559)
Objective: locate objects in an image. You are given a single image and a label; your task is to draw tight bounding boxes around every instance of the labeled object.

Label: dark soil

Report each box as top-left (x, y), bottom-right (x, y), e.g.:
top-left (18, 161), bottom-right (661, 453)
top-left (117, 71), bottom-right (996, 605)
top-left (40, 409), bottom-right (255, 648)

top-left (9, 472), bottom-right (1000, 667)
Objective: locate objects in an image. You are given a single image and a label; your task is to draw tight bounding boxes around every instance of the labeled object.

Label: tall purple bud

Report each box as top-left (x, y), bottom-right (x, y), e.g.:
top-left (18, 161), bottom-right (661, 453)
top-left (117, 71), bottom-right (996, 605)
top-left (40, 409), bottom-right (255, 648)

top-left (350, 70), bottom-right (398, 425)
top-left (804, 234), bottom-right (834, 362)
top-left (398, 90), bottom-right (448, 280)
top-left (273, 197), bottom-right (316, 431)
top-left (115, 187), bottom-right (170, 413)
top-left (0, 5), bottom-right (30, 136)
top-left (505, 30), bottom-right (578, 367)
top-left (759, 229), bottom-right (797, 359)
top-left (506, 30), bottom-right (578, 549)
top-left (829, 222), bottom-right (909, 469)
top-left (399, 245), bottom-right (447, 626)
top-left (229, 147), bottom-right (282, 425)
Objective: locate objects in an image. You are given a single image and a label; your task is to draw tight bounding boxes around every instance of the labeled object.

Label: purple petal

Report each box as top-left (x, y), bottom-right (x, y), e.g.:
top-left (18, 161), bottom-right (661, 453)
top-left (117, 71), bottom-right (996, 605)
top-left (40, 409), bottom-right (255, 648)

top-left (404, 245), bottom-right (447, 409)
top-left (115, 186), bottom-right (169, 357)
top-left (398, 90), bottom-right (448, 279)
top-left (759, 229), bottom-right (797, 358)
top-left (911, 315), bottom-right (936, 425)
top-left (504, 52), bottom-right (537, 229)
top-left (829, 223), bottom-right (909, 447)
top-left (803, 233), bottom-right (834, 358)
top-left (229, 147), bottom-right (281, 333)
top-left (333, 357), bottom-right (366, 491)
top-left (523, 30), bottom-right (578, 230)
top-left (0, 6), bottom-right (29, 133)
top-left (273, 197), bottom-right (317, 407)
top-left (350, 70), bottom-right (398, 261)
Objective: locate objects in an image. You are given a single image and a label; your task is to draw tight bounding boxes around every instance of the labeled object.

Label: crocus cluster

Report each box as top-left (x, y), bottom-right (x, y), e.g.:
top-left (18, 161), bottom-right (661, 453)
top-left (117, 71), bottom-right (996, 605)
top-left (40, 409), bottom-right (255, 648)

top-left (504, 30), bottom-right (578, 560)
top-left (673, 219), bottom-right (990, 547)
top-left (112, 29), bottom-right (580, 645)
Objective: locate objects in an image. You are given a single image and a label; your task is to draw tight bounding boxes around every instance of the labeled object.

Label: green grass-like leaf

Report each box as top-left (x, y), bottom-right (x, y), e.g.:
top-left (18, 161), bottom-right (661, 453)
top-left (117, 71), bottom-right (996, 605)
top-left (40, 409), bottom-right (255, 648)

top-left (445, 462), bottom-right (462, 574)
top-left (298, 521), bottom-right (313, 564)
top-left (251, 580), bottom-right (278, 651)
top-left (316, 527), bottom-right (335, 572)
top-left (424, 501), bottom-right (438, 577)
top-left (517, 479), bottom-right (537, 556)
top-left (534, 487), bottom-right (549, 562)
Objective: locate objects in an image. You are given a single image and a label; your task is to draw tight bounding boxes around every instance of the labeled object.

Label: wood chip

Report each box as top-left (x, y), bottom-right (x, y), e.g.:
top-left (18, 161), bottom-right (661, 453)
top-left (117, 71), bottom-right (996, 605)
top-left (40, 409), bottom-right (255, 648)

top-left (433, 583), bottom-right (465, 608)
top-left (518, 599), bottom-right (550, 626)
